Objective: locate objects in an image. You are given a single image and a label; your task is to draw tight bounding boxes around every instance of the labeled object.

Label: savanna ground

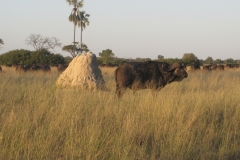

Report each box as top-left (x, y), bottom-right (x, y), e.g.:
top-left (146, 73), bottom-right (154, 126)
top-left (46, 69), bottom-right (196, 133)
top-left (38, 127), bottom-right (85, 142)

top-left (0, 66), bottom-right (240, 160)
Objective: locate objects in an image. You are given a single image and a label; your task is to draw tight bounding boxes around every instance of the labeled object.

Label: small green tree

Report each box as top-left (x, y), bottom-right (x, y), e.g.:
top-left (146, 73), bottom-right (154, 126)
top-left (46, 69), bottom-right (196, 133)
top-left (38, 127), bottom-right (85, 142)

top-left (157, 55), bottom-right (164, 60)
top-left (204, 56), bottom-right (213, 64)
top-left (235, 60), bottom-right (240, 65)
top-left (62, 45), bottom-right (78, 57)
top-left (135, 57), bottom-right (142, 62)
top-left (182, 53), bottom-right (200, 65)
top-left (81, 44), bottom-right (89, 53)
top-left (224, 58), bottom-right (235, 64)
top-left (99, 49), bottom-right (115, 64)
top-left (213, 59), bottom-right (223, 64)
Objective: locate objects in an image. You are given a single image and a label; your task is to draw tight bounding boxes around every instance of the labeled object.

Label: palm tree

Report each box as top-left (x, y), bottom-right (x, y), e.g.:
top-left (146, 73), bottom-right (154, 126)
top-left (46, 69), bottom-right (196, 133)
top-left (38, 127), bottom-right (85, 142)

top-left (66, 0), bottom-right (84, 56)
top-left (77, 11), bottom-right (90, 53)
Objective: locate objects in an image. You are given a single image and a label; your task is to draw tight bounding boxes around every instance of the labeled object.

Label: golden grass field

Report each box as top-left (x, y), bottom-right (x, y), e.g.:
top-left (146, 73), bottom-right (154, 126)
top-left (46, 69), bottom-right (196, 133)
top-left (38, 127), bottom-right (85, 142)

top-left (0, 66), bottom-right (240, 159)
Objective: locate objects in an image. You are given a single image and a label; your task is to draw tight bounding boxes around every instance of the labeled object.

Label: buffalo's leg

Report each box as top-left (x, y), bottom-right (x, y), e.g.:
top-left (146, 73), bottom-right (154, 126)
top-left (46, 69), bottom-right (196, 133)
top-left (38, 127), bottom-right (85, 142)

top-left (151, 85), bottom-right (161, 97)
top-left (132, 90), bottom-right (136, 95)
top-left (116, 82), bottom-right (127, 98)
top-left (116, 87), bottom-right (126, 98)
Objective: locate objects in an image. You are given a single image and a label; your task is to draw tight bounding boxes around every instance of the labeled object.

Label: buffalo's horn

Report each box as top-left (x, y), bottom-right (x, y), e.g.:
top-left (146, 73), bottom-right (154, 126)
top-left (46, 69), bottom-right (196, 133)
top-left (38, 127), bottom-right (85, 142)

top-left (167, 63), bottom-right (180, 71)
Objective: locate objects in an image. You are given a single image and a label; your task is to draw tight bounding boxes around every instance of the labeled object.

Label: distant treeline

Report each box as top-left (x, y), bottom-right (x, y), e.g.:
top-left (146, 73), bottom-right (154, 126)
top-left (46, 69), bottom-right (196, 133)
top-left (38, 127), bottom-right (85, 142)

top-left (0, 49), bottom-right (239, 66)
top-left (97, 55), bottom-right (240, 66)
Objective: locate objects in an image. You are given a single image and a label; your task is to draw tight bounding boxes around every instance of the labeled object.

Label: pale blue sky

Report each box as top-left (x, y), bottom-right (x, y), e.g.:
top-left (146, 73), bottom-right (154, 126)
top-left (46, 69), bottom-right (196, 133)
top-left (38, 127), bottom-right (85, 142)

top-left (0, 0), bottom-right (240, 60)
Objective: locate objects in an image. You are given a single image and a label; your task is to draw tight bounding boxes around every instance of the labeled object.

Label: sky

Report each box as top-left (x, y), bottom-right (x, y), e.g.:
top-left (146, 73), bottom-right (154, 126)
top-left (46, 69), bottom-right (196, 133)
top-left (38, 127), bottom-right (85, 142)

top-left (0, 0), bottom-right (240, 60)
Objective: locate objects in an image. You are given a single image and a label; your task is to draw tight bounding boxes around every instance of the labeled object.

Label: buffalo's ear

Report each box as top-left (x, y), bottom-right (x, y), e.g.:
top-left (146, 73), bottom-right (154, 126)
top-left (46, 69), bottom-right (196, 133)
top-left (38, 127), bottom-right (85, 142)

top-left (181, 63), bottom-right (185, 68)
top-left (166, 63), bottom-right (181, 72)
top-left (158, 62), bottom-right (170, 72)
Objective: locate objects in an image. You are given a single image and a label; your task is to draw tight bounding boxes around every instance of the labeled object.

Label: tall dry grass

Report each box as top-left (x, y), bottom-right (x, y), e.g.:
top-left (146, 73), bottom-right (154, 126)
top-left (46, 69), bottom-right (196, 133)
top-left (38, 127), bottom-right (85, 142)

top-left (0, 67), bottom-right (240, 159)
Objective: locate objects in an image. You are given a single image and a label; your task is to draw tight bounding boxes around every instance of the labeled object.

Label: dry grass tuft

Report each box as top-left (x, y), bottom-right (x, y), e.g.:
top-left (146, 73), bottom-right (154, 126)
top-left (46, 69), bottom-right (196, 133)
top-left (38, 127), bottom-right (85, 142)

top-left (0, 67), bottom-right (240, 159)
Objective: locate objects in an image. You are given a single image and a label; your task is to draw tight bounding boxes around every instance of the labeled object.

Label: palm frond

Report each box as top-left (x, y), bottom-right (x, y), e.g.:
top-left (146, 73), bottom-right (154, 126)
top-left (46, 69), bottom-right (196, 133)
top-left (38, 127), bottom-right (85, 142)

top-left (66, 0), bottom-right (84, 8)
top-left (77, 1), bottom-right (84, 8)
top-left (85, 21), bottom-right (89, 25)
top-left (76, 10), bottom-right (90, 28)
top-left (68, 14), bottom-right (75, 21)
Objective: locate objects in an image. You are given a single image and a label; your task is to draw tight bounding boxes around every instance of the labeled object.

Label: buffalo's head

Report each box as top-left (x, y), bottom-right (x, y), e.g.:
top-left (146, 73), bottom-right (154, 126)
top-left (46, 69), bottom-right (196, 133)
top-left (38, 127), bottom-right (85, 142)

top-left (164, 63), bottom-right (188, 83)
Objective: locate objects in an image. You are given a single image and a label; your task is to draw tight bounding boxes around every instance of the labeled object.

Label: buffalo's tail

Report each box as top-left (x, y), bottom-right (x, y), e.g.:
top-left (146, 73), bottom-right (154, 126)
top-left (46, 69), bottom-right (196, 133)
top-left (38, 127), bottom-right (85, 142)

top-left (115, 67), bottom-right (123, 98)
top-left (114, 67), bottom-right (120, 89)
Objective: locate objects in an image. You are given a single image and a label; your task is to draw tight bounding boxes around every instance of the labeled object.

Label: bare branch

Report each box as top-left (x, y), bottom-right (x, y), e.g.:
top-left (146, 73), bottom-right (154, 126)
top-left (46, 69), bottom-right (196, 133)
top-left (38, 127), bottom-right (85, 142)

top-left (0, 39), bottom-right (4, 44)
top-left (25, 34), bottom-right (62, 51)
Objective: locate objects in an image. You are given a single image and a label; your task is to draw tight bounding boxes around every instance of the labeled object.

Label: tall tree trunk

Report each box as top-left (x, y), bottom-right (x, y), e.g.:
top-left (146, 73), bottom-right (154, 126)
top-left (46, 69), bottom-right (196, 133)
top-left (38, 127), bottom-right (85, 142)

top-left (74, 22), bottom-right (76, 57)
top-left (80, 25), bottom-right (83, 53)
top-left (73, 23), bottom-right (75, 44)
top-left (73, 6), bottom-right (77, 57)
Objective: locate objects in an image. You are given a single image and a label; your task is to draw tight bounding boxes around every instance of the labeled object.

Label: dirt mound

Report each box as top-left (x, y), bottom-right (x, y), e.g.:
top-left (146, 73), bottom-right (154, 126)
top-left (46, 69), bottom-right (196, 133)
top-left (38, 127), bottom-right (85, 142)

top-left (56, 52), bottom-right (106, 90)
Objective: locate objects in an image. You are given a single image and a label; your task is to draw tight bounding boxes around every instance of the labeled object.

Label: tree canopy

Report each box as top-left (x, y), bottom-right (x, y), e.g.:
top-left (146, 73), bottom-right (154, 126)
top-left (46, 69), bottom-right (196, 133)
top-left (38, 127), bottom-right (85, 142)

top-left (182, 53), bottom-right (200, 65)
top-left (62, 45), bottom-right (78, 58)
top-left (99, 49), bottom-right (115, 64)
top-left (204, 56), bottom-right (214, 64)
top-left (213, 59), bottom-right (223, 64)
top-left (0, 49), bottom-right (66, 65)
top-left (81, 44), bottom-right (89, 53)
top-left (157, 55), bottom-right (164, 60)
top-left (224, 58), bottom-right (235, 64)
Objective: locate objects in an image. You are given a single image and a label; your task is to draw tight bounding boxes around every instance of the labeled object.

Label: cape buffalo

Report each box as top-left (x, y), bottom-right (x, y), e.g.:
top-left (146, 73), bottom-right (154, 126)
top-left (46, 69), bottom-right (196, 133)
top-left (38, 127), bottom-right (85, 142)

top-left (15, 64), bottom-right (27, 73)
top-left (115, 61), bottom-right (188, 98)
top-left (186, 65), bottom-right (200, 71)
top-left (40, 64), bottom-right (51, 72)
top-left (30, 64), bottom-right (42, 71)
